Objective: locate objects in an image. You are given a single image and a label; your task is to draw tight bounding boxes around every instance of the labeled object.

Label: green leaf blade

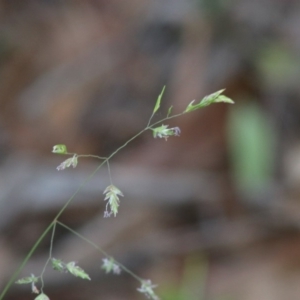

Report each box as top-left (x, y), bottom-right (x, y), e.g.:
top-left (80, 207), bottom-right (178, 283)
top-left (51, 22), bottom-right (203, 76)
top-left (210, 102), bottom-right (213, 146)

top-left (167, 105), bottom-right (173, 117)
top-left (184, 100), bottom-right (197, 113)
top-left (198, 89), bottom-right (225, 107)
top-left (184, 89), bottom-right (234, 113)
top-left (153, 86), bottom-right (166, 114)
top-left (215, 94), bottom-right (234, 104)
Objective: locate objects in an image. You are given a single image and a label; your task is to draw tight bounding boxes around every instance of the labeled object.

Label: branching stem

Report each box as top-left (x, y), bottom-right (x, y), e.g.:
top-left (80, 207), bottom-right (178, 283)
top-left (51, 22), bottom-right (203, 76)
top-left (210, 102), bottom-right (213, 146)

top-left (2, 92), bottom-right (223, 299)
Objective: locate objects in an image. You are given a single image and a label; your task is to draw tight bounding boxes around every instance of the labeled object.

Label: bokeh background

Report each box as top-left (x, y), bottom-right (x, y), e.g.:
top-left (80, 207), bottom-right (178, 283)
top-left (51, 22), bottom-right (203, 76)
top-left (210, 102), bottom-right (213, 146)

top-left (1, 0), bottom-right (300, 299)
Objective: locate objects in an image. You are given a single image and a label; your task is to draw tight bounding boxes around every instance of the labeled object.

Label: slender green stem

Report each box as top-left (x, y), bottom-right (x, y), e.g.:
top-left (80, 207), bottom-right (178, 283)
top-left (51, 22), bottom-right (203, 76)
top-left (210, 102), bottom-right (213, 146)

top-left (54, 162), bottom-right (107, 221)
top-left (77, 154), bottom-right (106, 160)
top-left (65, 152), bottom-right (76, 156)
top-left (55, 127), bottom-right (148, 221)
top-left (57, 221), bottom-right (143, 283)
top-left (147, 109), bottom-right (184, 129)
top-left (147, 112), bottom-right (155, 128)
top-left (40, 221), bottom-right (57, 292)
top-left (148, 112), bottom-right (185, 129)
top-left (64, 153), bottom-right (106, 160)
top-left (0, 222), bottom-right (54, 300)
top-left (107, 160), bottom-right (113, 185)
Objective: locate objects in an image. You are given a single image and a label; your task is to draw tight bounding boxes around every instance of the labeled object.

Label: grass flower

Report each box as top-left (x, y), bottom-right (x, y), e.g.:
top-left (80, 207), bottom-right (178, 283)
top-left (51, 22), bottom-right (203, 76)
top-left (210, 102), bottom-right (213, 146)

top-left (101, 258), bottom-right (121, 275)
top-left (152, 124), bottom-right (181, 141)
top-left (56, 155), bottom-right (78, 171)
top-left (137, 280), bottom-right (159, 300)
top-left (103, 185), bottom-right (124, 217)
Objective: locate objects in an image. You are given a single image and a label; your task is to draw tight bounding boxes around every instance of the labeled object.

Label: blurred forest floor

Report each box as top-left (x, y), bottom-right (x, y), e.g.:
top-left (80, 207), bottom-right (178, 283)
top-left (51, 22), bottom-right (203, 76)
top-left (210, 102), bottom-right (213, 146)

top-left (1, 1), bottom-right (300, 299)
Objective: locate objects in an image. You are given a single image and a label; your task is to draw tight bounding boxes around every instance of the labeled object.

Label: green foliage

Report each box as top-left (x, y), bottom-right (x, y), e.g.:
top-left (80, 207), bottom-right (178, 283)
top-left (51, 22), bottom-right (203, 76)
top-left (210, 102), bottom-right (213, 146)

top-left (184, 89), bottom-right (234, 113)
top-left (15, 274), bottom-right (40, 296)
top-left (2, 87), bottom-right (234, 300)
top-left (160, 254), bottom-right (209, 300)
top-left (228, 101), bottom-right (275, 194)
top-left (258, 43), bottom-right (300, 89)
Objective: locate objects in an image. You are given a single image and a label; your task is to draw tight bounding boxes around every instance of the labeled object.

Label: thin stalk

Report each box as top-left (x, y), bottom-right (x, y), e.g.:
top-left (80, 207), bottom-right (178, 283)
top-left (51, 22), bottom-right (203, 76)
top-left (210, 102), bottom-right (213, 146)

top-left (107, 160), bottom-right (113, 185)
top-left (66, 153), bottom-right (106, 160)
top-left (0, 222), bottom-right (54, 300)
top-left (77, 154), bottom-right (106, 160)
top-left (40, 221), bottom-right (57, 292)
top-left (57, 221), bottom-right (143, 283)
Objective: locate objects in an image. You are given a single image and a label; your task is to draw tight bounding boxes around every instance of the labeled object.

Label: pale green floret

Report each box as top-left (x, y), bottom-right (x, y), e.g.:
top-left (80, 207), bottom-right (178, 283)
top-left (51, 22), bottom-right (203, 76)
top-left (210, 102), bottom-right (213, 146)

top-left (102, 258), bottom-right (121, 274)
top-left (103, 185), bottom-right (124, 217)
top-left (56, 155), bottom-right (78, 171)
top-left (137, 280), bottom-right (160, 300)
top-left (52, 144), bottom-right (67, 154)
top-left (152, 124), bottom-right (181, 140)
